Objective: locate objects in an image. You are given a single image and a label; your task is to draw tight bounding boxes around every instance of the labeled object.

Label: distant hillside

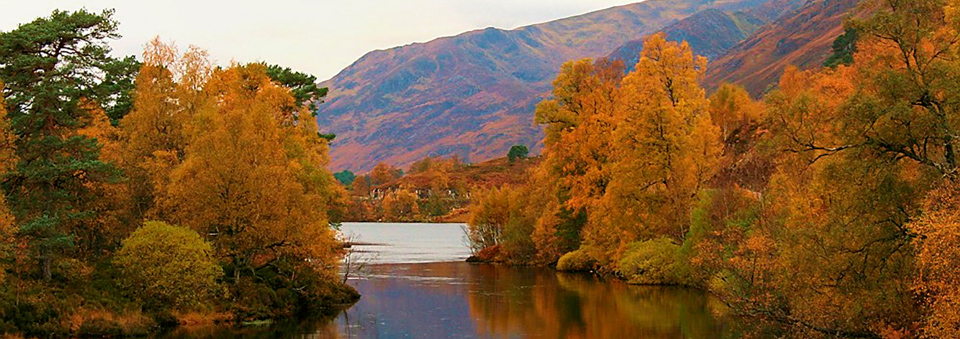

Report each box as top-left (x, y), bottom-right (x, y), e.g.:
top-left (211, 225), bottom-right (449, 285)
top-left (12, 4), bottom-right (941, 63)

top-left (608, 0), bottom-right (807, 70)
top-left (317, 0), bottom-right (777, 172)
top-left (703, 0), bottom-right (860, 96)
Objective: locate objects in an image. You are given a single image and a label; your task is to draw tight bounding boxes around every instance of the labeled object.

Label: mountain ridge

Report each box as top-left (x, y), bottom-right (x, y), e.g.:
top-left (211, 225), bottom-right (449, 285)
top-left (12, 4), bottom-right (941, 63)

top-left (317, 0), bottom-right (777, 172)
top-left (703, 0), bottom-right (860, 96)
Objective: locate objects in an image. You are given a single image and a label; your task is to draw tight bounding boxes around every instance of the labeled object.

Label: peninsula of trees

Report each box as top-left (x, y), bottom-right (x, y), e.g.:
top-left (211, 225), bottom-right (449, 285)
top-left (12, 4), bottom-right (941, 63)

top-left (0, 9), bottom-right (355, 337)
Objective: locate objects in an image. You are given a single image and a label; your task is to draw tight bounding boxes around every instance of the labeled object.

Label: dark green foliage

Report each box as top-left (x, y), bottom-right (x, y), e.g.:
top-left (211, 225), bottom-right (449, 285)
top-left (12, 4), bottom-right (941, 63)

top-left (98, 56), bottom-right (140, 125)
top-left (229, 258), bottom-right (359, 321)
top-left (555, 207), bottom-right (585, 254)
top-left (420, 192), bottom-right (451, 217)
top-left (0, 9), bottom-right (123, 280)
top-left (265, 64), bottom-right (329, 113)
top-left (507, 145), bottom-right (529, 162)
top-left (334, 170), bottom-right (356, 186)
top-left (824, 27), bottom-right (858, 68)
top-left (317, 132), bottom-right (336, 141)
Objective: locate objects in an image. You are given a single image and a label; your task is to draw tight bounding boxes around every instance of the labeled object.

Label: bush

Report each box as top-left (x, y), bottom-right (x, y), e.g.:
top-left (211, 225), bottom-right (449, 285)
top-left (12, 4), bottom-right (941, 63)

top-left (114, 221), bottom-right (222, 310)
top-left (619, 238), bottom-right (690, 285)
top-left (556, 249), bottom-right (596, 272)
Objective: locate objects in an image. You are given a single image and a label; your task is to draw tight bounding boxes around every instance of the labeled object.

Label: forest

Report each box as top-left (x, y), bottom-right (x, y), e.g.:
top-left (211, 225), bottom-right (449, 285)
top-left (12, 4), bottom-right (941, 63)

top-left (0, 9), bottom-right (357, 337)
top-left (465, 0), bottom-right (960, 338)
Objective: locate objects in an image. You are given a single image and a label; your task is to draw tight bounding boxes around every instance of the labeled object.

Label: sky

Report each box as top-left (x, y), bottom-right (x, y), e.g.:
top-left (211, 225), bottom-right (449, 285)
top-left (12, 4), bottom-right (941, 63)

top-left (0, 0), bottom-right (643, 81)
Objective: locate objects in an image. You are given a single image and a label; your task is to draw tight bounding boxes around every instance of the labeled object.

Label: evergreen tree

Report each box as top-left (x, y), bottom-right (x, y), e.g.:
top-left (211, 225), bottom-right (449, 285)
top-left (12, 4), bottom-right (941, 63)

top-left (0, 9), bottom-right (127, 280)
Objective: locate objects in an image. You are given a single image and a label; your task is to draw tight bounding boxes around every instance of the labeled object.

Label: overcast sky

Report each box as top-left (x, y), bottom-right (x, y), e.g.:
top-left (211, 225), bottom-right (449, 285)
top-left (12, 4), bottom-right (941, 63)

top-left (1, 1), bottom-right (643, 81)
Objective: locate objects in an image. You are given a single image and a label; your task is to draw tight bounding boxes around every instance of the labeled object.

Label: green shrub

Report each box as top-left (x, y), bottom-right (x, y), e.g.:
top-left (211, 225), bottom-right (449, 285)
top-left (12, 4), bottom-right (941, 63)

top-left (556, 249), bottom-right (596, 272)
top-left (619, 238), bottom-right (691, 285)
top-left (114, 221), bottom-right (222, 310)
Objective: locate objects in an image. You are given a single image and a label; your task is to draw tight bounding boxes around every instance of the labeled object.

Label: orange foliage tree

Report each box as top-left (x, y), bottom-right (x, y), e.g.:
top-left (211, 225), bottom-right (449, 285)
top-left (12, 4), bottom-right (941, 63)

top-left (584, 33), bottom-right (721, 269)
top-left (119, 38), bottom-right (214, 221)
top-left (531, 57), bottom-right (624, 261)
top-left (159, 63), bottom-right (342, 278)
top-left (381, 188), bottom-right (421, 222)
top-left (911, 180), bottom-right (960, 338)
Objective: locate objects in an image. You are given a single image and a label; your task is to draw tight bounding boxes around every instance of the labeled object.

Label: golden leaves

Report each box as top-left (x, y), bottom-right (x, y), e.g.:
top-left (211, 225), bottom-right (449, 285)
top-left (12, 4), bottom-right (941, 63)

top-left (159, 63), bottom-right (341, 274)
top-left (910, 182), bottom-right (960, 338)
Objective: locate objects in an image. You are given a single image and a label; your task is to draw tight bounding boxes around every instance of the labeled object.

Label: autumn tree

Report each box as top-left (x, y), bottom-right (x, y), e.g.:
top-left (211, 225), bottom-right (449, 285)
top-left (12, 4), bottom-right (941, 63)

top-left (583, 33), bottom-right (721, 269)
top-left (382, 189), bottom-right (421, 222)
top-left (0, 9), bottom-right (127, 279)
top-left (708, 83), bottom-right (763, 139)
top-left (73, 101), bottom-right (133, 253)
top-left (910, 180), bottom-right (960, 338)
top-left (119, 38), bottom-right (213, 221)
top-left (531, 58), bottom-right (624, 261)
top-left (734, 1), bottom-right (960, 332)
top-left (351, 175), bottom-right (373, 196)
top-left (160, 63), bottom-right (342, 281)
top-left (842, 0), bottom-right (960, 175)
top-left (369, 162), bottom-right (403, 186)
top-left (466, 187), bottom-right (511, 252)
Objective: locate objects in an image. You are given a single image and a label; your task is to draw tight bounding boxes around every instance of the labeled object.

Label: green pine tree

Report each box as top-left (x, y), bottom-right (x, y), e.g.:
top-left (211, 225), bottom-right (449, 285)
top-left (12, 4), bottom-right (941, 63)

top-left (0, 9), bottom-right (129, 280)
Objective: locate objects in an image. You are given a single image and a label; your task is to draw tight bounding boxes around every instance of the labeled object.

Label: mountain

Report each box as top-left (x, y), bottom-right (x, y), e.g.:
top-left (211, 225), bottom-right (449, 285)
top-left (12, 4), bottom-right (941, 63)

top-left (607, 0), bottom-right (807, 71)
top-left (702, 0), bottom-right (860, 96)
top-left (317, 0), bottom-right (777, 172)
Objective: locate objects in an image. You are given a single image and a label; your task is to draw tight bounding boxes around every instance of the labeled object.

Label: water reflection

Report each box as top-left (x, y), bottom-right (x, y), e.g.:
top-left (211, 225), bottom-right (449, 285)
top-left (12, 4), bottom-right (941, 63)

top-left (333, 262), bottom-right (750, 339)
top-left (159, 262), bottom-right (758, 338)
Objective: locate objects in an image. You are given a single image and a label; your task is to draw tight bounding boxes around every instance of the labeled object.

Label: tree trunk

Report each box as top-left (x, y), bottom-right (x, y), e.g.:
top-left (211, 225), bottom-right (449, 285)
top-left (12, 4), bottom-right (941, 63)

top-left (42, 255), bottom-right (52, 281)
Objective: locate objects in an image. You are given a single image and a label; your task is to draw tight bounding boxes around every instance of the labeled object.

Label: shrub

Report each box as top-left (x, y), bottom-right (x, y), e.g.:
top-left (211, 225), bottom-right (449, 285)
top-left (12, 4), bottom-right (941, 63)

top-left (619, 238), bottom-right (691, 285)
top-left (556, 249), bottom-right (596, 272)
top-left (114, 221), bottom-right (222, 310)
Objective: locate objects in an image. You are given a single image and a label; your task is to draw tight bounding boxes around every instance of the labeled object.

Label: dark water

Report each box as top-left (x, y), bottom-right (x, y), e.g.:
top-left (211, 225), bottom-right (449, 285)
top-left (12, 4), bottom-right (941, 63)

top-left (161, 223), bottom-right (761, 338)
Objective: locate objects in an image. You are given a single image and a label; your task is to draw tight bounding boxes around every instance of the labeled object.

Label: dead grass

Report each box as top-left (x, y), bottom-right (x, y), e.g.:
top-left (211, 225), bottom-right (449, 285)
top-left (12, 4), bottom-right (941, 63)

top-left (64, 308), bottom-right (153, 335)
top-left (173, 311), bottom-right (234, 326)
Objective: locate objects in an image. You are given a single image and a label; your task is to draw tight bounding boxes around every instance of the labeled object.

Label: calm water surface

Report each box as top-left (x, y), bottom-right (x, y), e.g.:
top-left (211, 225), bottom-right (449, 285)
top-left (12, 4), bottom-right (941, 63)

top-left (161, 222), bottom-right (767, 338)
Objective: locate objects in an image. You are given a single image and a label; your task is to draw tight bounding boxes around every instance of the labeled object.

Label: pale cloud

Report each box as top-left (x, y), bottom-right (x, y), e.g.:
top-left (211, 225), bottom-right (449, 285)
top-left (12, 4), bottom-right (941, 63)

top-left (0, 0), bottom-right (642, 80)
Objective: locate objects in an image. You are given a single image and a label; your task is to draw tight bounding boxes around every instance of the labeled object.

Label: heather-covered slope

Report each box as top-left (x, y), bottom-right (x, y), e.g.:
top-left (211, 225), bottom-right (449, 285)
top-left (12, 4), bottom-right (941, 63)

top-left (608, 9), bottom-right (765, 70)
top-left (703, 0), bottom-right (860, 96)
top-left (317, 0), bottom-right (774, 172)
top-left (608, 0), bottom-right (807, 70)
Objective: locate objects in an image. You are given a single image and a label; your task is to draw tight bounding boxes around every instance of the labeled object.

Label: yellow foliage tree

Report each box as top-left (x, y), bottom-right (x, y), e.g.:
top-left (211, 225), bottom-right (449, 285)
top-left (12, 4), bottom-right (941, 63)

top-left (382, 188), bottom-right (421, 222)
top-left (119, 38), bottom-right (214, 220)
top-left (531, 58), bottom-right (624, 261)
top-left (160, 63), bottom-right (341, 278)
top-left (911, 180), bottom-right (960, 339)
top-left (585, 33), bottom-right (721, 268)
top-left (708, 83), bottom-right (764, 139)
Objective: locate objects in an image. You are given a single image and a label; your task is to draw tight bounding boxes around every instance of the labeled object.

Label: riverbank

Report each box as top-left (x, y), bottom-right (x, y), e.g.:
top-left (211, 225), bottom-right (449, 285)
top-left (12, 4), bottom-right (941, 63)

top-left (0, 257), bottom-right (359, 338)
